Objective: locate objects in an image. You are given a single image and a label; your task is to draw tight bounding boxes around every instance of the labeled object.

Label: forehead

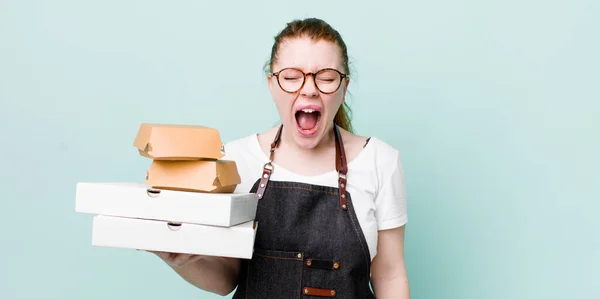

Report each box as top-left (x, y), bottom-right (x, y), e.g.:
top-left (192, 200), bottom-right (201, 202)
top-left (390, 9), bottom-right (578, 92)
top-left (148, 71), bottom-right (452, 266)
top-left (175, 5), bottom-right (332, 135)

top-left (275, 37), bottom-right (343, 72)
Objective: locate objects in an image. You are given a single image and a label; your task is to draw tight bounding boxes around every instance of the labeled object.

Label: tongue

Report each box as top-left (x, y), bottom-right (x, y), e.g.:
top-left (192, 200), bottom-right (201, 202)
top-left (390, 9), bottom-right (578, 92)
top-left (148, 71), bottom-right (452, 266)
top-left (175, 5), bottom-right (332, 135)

top-left (297, 112), bottom-right (318, 130)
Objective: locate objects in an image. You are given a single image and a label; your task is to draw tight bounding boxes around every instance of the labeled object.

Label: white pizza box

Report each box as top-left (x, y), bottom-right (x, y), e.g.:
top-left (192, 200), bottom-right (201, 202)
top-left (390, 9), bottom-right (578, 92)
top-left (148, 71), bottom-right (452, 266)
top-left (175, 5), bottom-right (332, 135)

top-left (75, 182), bottom-right (259, 227)
top-left (91, 215), bottom-right (257, 259)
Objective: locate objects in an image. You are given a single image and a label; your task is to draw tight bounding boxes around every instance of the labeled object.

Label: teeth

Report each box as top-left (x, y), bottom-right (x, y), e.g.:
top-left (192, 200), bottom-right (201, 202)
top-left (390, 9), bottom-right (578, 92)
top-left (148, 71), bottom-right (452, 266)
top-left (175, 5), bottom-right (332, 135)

top-left (301, 109), bottom-right (315, 113)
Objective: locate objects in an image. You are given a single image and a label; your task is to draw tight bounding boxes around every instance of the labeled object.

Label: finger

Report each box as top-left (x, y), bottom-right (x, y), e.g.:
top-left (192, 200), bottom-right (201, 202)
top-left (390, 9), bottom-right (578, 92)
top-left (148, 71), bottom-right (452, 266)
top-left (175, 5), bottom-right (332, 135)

top-left (172, 254), bottom-right (206, 267)
top-left (171, 254), bottom-right (194, 267)
top-left (148, 251), bottom-right (178, 263)
top-left (188, 255), bottom-right (206, 264)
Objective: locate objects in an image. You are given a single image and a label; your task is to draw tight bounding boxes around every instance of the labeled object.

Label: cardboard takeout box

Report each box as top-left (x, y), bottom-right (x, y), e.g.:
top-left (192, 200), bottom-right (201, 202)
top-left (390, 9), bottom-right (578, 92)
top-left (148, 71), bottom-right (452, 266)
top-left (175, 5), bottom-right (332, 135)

top-left (146, 160), bottom-right (241, 193)
top-left (76, 122), bottom-right (259, 259)
top-left (133, 123), bottom-right (225, 160)
top-left (91, 215), bottom-right (258, 259)
top-left (75, 182), bottom-right (258, 227)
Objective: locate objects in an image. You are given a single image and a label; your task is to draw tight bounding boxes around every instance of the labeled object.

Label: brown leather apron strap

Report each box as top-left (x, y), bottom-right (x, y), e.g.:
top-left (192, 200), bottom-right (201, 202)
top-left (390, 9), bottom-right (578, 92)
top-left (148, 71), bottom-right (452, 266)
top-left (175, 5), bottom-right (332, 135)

top-left (255, 124), bottom-right (348, 211)
top-left (333, 125), bottom-right (348, 210)
top-left (255, 125), bottom-right (283, 199)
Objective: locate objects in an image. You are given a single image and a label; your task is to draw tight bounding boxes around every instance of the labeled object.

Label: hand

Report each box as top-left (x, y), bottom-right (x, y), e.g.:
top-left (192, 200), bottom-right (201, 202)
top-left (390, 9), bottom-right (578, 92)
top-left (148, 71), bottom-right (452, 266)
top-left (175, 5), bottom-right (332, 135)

top-left (147, 250), bottom-right (206, 268)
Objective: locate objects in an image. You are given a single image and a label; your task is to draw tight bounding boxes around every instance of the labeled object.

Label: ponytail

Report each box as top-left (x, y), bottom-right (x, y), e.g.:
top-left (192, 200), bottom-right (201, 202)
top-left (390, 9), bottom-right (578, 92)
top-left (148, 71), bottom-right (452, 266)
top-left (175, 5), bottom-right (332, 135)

top-left (334, 102), bottom-right (353, 133)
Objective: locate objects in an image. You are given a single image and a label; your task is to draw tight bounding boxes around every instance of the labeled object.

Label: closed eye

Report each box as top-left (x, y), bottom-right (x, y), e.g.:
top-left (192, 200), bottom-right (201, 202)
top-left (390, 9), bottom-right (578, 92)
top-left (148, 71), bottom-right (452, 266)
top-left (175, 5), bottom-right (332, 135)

top-left (318, 78), bottom-right (335, 82)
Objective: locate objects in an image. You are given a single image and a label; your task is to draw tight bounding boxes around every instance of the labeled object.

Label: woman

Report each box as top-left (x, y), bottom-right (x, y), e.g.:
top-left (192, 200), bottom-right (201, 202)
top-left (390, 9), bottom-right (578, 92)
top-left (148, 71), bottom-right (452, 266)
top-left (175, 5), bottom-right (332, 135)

top-left (152, 18), bottom-right (410, 298)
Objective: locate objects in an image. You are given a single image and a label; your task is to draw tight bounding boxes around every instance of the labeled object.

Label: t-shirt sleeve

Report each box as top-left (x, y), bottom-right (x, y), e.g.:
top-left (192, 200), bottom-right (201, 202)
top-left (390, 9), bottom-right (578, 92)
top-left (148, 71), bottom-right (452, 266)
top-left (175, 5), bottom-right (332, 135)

top-left (374, 150), bottom-right (408, 230)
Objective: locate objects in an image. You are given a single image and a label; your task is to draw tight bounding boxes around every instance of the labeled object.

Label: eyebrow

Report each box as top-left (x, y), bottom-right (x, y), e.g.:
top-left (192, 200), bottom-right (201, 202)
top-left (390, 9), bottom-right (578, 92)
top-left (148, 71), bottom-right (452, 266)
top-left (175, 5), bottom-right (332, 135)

top-left (278, 66), bottom-right (341, 73)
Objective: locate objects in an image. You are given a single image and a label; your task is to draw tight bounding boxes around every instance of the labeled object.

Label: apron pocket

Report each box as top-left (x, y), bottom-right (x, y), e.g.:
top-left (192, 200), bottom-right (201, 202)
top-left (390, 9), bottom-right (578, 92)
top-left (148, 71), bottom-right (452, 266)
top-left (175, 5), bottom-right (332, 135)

top-left (246, 248), bottom-right (304, 298)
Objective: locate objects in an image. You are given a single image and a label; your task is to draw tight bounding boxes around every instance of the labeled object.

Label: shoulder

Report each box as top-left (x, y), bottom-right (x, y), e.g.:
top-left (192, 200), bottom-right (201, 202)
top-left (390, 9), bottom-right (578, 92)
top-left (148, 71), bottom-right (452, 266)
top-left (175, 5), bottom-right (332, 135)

top-left (339, 127), bottom-right (401, 164)
top-left (224, 125), bottom-right (281, 158)
top-left (369, 137), bottom-right (403, 169)
top-left (223, 134), bottom-right (257, 158)
top-left (222, 134), bottom-right (265, 193)
top-left (222, 133), bottom-right (264, 172)
top-left (363, 136), bottom-right (400, 156)
top-left (364, 137), bottom-right (407, 228)
top-left (364, 138), bottom-right (404, 194)
top-left (349, 131), bottom-right (403, 178)
top-left (336, 126), bottom-right (404, 187)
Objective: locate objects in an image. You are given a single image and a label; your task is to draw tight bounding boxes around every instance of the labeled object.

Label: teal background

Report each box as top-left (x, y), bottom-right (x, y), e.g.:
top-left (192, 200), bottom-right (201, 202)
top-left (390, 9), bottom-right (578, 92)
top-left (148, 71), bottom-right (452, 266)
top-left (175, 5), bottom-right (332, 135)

top-left (1, 0), bottom-right (598, 298)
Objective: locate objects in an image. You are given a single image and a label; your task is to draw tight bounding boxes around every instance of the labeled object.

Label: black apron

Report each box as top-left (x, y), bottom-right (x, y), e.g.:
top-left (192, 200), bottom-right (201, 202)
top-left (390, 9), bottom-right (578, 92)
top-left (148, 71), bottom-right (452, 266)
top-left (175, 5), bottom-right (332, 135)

top-left (232, 124), bottom-right (375, 298)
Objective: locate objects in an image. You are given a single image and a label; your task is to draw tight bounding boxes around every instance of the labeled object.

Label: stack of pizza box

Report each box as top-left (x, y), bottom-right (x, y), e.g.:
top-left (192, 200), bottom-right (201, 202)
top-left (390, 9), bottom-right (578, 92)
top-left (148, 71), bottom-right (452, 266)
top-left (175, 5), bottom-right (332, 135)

top-left (75, 123), bottom-right (259, 259)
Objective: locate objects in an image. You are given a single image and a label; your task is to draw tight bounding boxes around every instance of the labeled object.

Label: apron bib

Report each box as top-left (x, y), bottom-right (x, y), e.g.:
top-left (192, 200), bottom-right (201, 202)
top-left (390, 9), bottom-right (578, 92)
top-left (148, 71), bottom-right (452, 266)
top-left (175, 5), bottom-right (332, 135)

top-left (233, 124), bottom-right (375, 298)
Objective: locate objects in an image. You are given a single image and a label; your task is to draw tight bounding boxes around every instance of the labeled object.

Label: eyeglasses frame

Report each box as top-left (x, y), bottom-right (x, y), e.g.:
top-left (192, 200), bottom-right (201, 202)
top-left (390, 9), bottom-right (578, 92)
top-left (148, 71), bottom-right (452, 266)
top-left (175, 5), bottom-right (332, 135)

top-left (270, 67), bottom-right (349, 94)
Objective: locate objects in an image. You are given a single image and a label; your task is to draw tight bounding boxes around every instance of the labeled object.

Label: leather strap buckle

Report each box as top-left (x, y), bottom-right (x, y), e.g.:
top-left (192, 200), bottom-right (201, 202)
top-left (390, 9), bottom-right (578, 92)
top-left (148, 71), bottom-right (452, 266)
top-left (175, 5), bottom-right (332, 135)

top-left (333, 125), bottom-right (349, 211)
top-left (256, 162), bottom-right (274, 199)
top-left (338, 170), bottom-right (348, 211)
top-left (263, 162), bottom-right (274, 171)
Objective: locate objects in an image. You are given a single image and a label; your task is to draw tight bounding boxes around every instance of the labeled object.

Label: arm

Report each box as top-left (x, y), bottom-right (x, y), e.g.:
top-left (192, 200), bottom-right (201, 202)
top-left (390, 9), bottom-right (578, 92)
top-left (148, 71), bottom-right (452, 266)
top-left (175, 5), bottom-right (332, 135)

top-left (151, 252), bottom-right (241, 296)
top-left (370, 226), bottom-right (410, 298)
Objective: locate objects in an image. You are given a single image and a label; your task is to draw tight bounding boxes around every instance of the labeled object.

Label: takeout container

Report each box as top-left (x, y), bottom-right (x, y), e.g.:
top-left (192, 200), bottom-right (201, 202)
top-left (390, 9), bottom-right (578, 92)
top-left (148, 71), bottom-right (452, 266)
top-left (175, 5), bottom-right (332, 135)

top-left (133, 123), bottom-right (225, 160)
top-left (146, 160), bottom-right (241, 193)
top-left (75, 123), bottom-right (259, 259)
top-left (91, 215), bottom-right (257, 259)
top-left (75, 182), bottom-right (258, 227)
top-left (135, 123), bottom-right (241, 193)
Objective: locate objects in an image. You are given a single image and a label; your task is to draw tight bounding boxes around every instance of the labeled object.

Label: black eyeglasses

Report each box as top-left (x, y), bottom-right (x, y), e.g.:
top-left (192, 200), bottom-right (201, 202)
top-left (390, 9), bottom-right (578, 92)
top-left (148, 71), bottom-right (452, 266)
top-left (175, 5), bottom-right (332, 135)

top-left (270, 68), bottom-right (348, 94)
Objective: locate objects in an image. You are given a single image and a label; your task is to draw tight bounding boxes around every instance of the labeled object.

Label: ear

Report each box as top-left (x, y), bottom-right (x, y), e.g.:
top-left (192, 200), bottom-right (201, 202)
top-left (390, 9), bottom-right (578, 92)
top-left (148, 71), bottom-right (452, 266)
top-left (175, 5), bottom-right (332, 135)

top-left (267, 74), bottom-right (274, 94)
top-left (341, 78), bottom-right (350, 104)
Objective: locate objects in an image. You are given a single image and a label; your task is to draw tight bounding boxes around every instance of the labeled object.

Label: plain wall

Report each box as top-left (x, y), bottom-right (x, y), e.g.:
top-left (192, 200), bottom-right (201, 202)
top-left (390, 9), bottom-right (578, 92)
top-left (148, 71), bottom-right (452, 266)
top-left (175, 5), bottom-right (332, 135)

top-left (1, 0), bottom-right (598, 298)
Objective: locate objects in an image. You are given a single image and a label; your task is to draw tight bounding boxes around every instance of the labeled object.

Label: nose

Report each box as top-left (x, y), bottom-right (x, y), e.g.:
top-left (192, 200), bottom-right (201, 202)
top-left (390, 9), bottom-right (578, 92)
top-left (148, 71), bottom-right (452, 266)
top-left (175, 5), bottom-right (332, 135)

top-left (300, 74), bottom-right (319, 98)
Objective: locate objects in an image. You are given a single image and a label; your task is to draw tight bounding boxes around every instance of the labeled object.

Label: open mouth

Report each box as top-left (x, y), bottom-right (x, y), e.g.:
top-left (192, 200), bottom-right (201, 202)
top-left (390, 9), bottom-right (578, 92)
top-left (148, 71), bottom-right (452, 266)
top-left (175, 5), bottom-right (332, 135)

top-left (295, 106), bottom-right (322, 136)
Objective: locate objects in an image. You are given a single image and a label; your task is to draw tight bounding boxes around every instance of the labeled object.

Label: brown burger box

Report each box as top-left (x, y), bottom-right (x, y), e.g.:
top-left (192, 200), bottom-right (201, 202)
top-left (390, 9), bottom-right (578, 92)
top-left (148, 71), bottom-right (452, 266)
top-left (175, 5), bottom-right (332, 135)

top-left (134, 122), bottom-right (241, 193)
top-left (133, 123), bottom-right (225, 160)
top-left (145, 159), bottom-right (241, 193)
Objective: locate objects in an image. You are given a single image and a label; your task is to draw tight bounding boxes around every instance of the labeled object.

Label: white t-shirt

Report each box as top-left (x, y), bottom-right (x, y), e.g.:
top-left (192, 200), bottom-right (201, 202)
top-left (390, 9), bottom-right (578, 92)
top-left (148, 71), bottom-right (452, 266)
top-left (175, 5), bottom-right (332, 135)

top-left (222, 133), bottom-right (408, 261)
